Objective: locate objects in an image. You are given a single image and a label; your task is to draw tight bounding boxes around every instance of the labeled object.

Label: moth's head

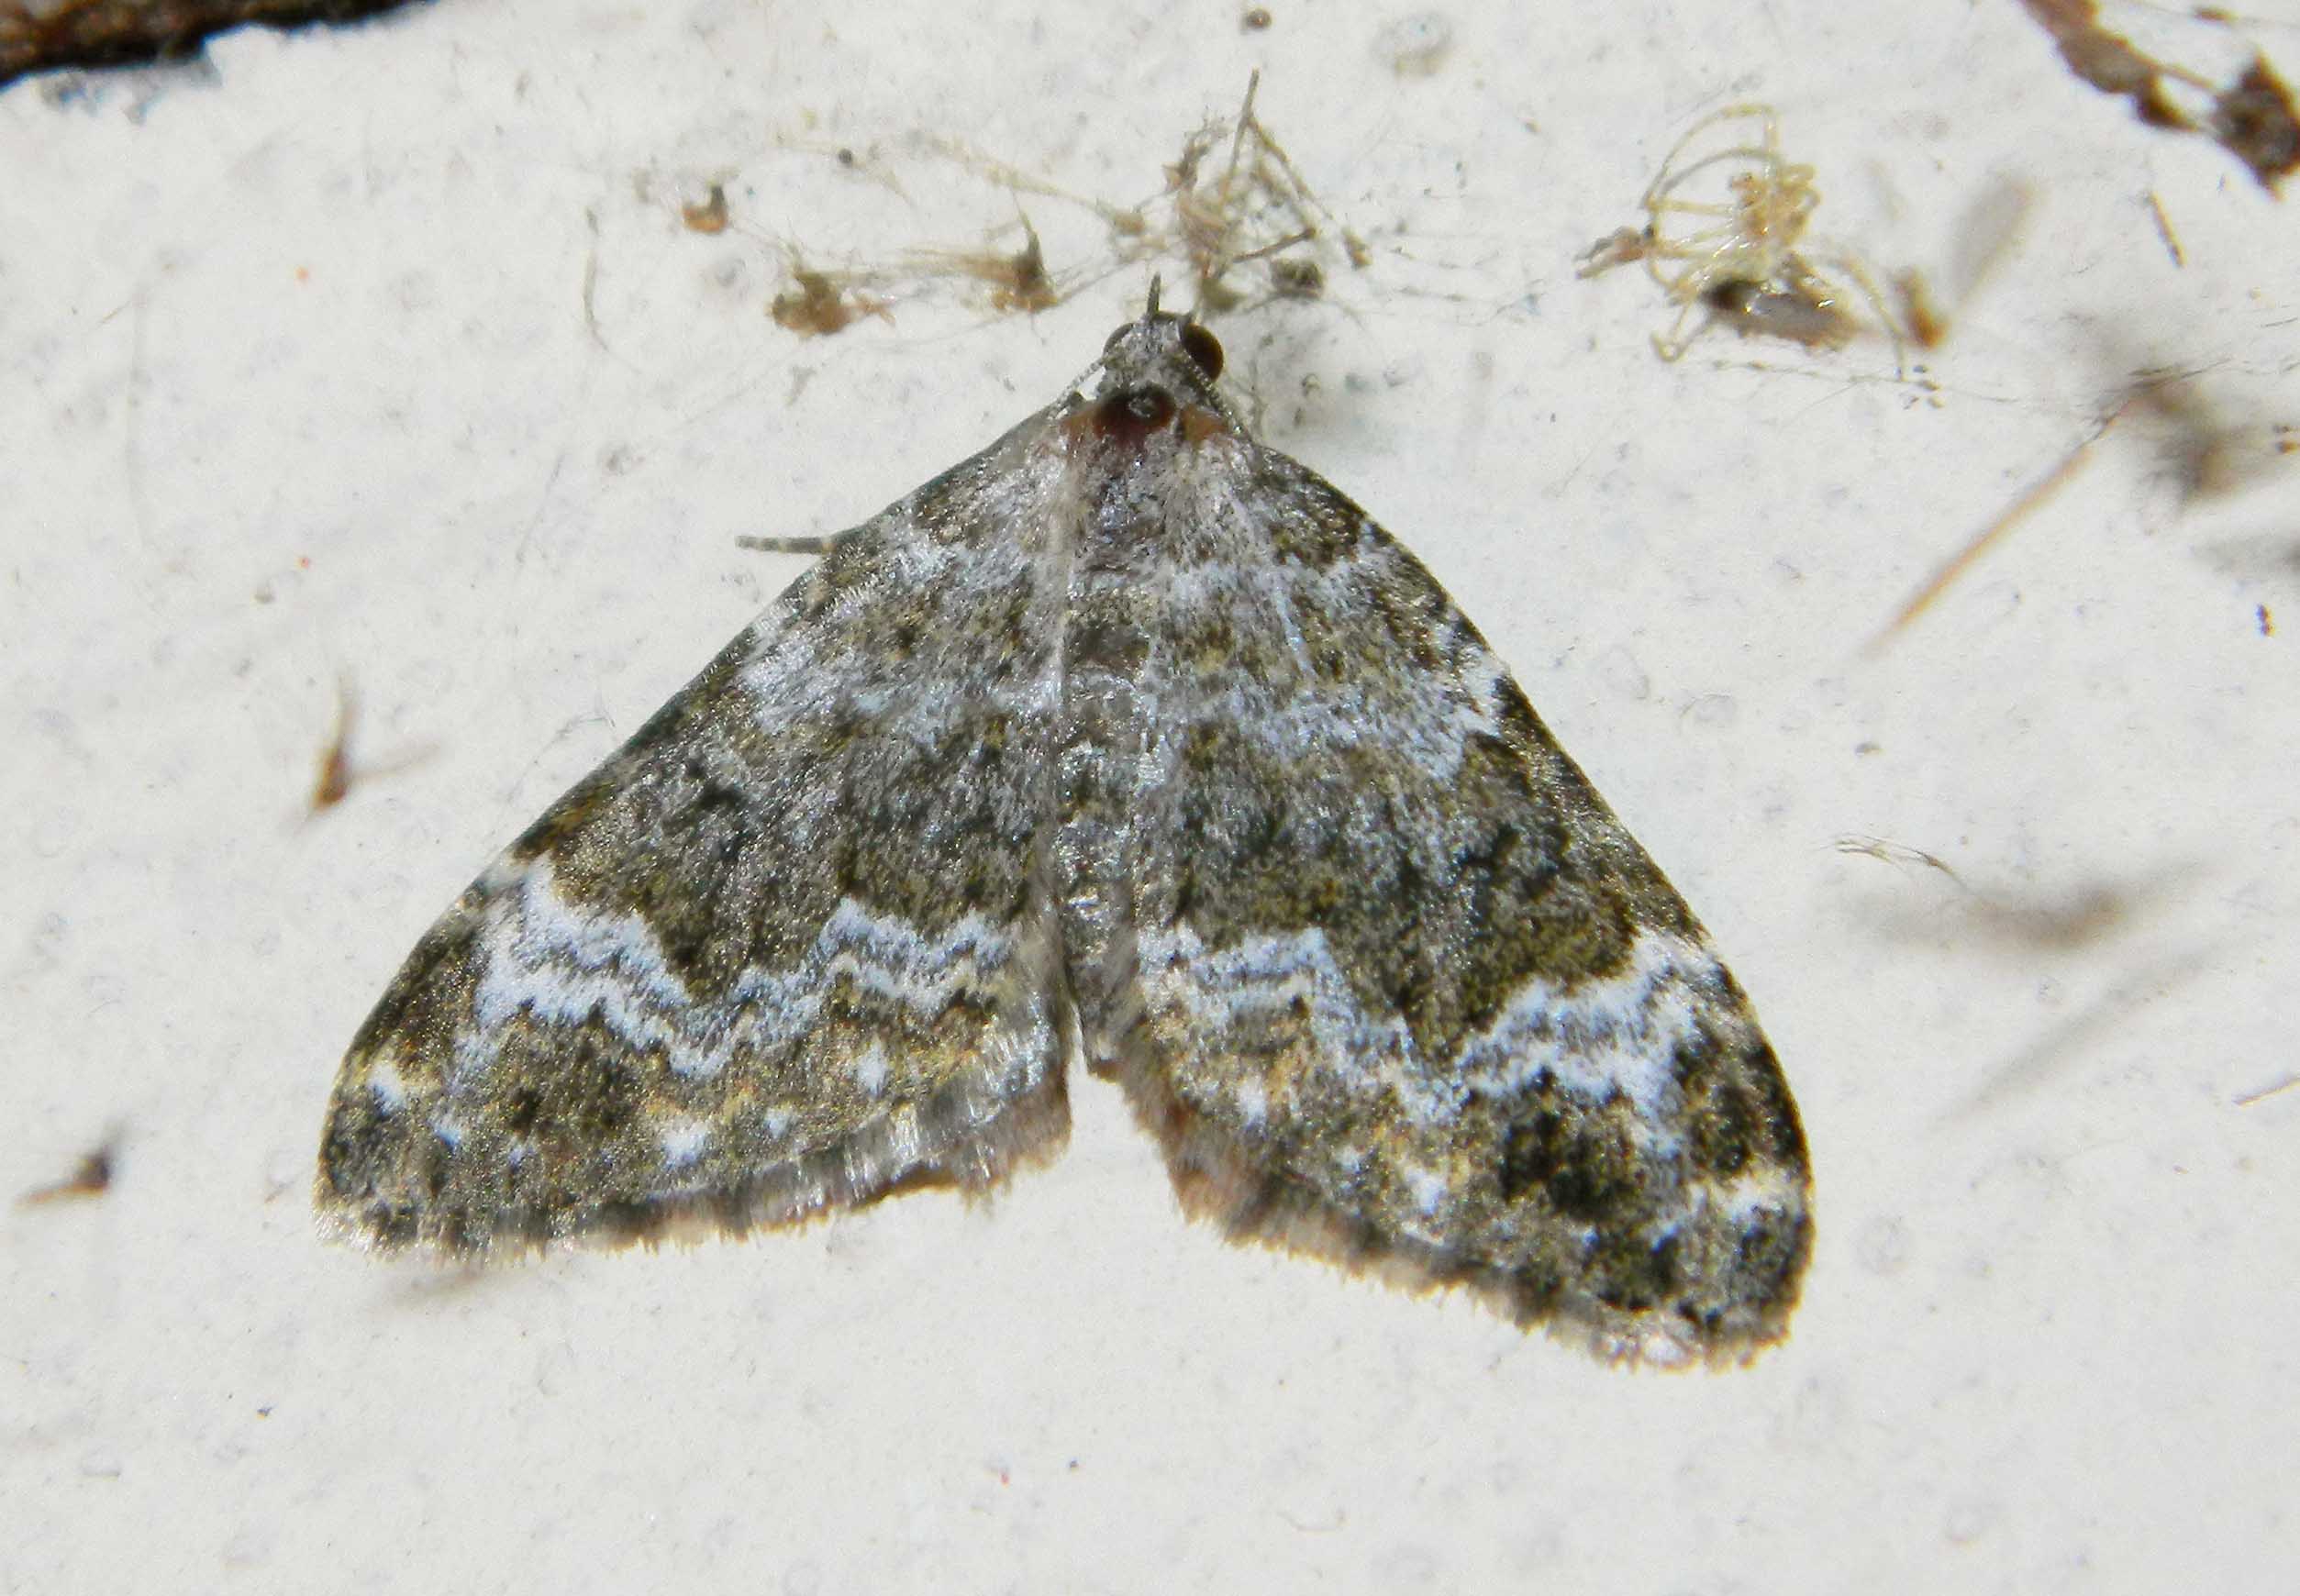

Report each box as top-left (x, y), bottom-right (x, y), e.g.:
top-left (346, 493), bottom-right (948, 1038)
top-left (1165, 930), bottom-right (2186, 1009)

top-left (1071, 282), bottom-right (1241, 447)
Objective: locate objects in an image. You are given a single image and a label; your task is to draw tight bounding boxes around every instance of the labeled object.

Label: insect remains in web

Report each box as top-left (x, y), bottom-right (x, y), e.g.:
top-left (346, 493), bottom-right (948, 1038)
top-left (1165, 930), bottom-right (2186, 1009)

top-left (769, 258), bottom-right (895, 338)
top-left (1165, 71), bottom-right (1371, 313)
top-left (736, 75), bottom-right (1367, 335)
top-left (1579, 104), bottom-right (1906, 375)
top-left (905, 215), bottom-right (1064, 315)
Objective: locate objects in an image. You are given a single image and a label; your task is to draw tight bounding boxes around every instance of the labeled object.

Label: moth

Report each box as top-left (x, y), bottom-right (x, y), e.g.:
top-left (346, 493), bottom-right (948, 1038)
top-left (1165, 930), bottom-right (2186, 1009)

top-left (318, 288), bottom-right (1811, 1363)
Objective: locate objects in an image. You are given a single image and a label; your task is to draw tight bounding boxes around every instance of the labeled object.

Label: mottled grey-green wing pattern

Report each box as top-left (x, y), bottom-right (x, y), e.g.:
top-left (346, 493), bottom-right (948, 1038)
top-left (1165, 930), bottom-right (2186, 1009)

top-left (1105, 450), bottom-right (1810, 1362)
top-left (317, 442), bottom-right (1073, 1252)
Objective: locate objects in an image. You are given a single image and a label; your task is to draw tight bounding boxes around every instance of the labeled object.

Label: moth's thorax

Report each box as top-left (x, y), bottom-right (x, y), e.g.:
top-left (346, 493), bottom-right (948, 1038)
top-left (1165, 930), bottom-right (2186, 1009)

top-left (1046, 314), bottom-right (1248, 576)
top-left (1049, 316), bottom-right (1252, 1053)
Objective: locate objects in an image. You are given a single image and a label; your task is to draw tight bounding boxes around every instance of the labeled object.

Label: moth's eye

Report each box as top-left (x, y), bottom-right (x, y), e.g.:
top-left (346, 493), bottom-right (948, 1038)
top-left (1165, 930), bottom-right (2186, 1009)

top-left (1178, 323), bottom-right (1225, 381)
top-left (1091, 384), bottom-right (1179, 439)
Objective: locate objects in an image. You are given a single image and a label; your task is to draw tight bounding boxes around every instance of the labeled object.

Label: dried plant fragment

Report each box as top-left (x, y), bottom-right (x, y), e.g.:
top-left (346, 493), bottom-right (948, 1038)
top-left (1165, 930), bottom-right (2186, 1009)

top-left (2212, 57), bottom-right (2300, 191)
top-left (1864, 362), bottom-right (2287, 651)
top-left (17, 1139), bottom-right (117, 1206)
top-left (1836, 835), bottom-right (1961, 881)
top-left (1871, 410), bottom-right (2115, 649)
top-left (0, 0), bottom-right (424, 88)
top-left (1893, 272), bottom-right (1951, 350)
top-left (2016, 0), bottom-right (2299, 192)
top-left (311, 681), bottom-right (358, 813)
top-left (301, 675), bottom-right (432, 819)
top-left (1916, 176), bottom-right (2034, 348)
top-left (2235, 1074), bottom-right (2299, 1107)
top-left (683, 184), bottom-right (731, 235)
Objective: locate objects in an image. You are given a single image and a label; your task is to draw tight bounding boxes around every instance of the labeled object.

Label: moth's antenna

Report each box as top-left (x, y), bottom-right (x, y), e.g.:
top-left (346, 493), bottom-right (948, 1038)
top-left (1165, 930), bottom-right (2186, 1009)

top-left (1145, 276), bottom-right (1163, 318)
